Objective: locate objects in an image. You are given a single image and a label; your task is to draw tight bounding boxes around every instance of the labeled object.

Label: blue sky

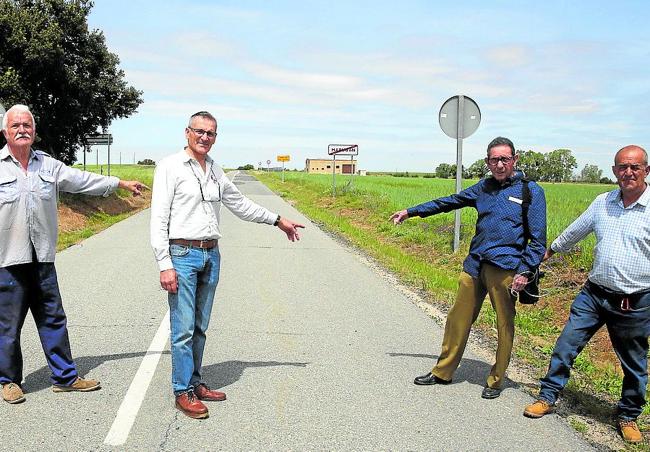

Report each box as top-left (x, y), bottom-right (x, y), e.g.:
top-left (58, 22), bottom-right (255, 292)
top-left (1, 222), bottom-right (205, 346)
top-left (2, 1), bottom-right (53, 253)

top-left (79, 0), bottom-right (650, 174)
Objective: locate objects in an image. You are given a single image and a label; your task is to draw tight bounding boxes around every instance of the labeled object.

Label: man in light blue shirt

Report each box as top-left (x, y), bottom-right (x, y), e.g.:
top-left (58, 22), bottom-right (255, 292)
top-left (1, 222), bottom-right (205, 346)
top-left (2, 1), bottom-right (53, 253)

top-left (524, 145), bottom-right (650, 444)
top-left (0, 104), bottom-right (145, 405)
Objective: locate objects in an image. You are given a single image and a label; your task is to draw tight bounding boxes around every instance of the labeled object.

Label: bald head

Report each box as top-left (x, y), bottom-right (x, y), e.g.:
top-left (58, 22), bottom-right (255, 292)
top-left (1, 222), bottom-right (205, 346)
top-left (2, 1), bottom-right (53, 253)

top-left (615, 145), bottom-right (647, 166)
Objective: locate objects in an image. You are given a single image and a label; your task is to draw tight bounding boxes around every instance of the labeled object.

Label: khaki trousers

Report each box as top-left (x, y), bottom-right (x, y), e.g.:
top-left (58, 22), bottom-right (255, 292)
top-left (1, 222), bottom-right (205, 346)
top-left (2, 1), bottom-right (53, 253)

top-left (431, 264), bottom-right (516, 389)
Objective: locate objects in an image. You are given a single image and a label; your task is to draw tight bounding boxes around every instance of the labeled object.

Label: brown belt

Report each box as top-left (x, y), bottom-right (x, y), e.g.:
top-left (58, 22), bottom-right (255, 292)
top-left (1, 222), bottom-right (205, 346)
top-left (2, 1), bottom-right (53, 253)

top-left (169, 239), bottom-right (218, 249)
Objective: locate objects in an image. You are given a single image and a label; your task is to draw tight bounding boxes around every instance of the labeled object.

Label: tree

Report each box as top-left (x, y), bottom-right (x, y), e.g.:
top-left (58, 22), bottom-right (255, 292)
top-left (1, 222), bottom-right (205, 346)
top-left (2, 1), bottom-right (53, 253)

top-left (0, 0), bottom-right (143, 164)
top-left (237, 164), bottom-right (254, 170)
top-left (435, 163), bottom-right (454, 179)
top-left (466, 158), bottom-right (488, 179)
top-left (542, 149), bottom-right (577, 182)
top-left (579, 164), bottom-right (603, 183)
top-left (137, 158), bottom-right (155, 165)
top-left (517, 150), bottom-right (545, 180)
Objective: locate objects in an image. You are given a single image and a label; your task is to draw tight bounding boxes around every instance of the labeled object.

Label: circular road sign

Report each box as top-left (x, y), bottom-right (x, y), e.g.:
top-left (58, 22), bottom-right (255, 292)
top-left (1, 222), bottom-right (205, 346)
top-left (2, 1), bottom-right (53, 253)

top-left (438, 95), bottom-right (481, 139)
top-left (266, 159), bottom-right (271, 165)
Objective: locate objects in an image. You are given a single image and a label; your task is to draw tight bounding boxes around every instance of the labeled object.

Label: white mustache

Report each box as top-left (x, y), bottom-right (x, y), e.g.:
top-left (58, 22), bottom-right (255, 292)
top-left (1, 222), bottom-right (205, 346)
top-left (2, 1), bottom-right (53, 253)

top-left (14, 133), bottom-right (31, 140)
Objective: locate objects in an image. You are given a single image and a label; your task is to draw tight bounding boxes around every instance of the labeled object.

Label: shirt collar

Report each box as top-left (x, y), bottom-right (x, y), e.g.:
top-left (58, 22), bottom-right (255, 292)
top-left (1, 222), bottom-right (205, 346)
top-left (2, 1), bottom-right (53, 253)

top-left (0, 146), bottom-right (38, 163)
top-left (179, 148), bottom-right (213, 166)
top-left (610, 184), bottom-right (650, 208)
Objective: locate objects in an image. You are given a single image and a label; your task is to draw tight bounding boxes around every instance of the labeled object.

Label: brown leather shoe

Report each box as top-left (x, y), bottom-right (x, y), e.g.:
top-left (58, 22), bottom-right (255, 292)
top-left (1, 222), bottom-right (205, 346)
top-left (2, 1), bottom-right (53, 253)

top-left (52, 377), bottom-right (101, 392)
top-left (2, 383), bottom-right (26, 404)
top-left (194, 383), bottom-right (226, 402)
top-left (175, 391), bottom-right (209, 419)
top-left (523, 399), bottom-right (554, 418)
top-left (618, 419), bottom-right (643, 443)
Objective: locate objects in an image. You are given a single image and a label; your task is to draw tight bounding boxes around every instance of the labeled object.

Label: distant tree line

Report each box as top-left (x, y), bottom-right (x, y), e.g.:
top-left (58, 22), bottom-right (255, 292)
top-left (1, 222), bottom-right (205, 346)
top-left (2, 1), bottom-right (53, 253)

top-left (434, 148), bottom-right (613, 184)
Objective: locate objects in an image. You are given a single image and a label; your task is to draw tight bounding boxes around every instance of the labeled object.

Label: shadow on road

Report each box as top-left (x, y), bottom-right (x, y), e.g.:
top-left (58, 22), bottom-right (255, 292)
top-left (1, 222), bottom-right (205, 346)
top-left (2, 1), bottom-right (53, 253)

top-left (22, 350), bottom-right (169, 392)
top-left (201, 360), bottom-right (309, 389)
top-left (388, 352), bottom-right (516, 389)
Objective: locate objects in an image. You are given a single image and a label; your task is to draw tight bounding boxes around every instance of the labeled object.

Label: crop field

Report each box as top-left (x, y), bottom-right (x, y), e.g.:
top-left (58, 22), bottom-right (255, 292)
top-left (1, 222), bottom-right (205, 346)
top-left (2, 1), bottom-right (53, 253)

top-left (254, 170), bottom-right (636, 418)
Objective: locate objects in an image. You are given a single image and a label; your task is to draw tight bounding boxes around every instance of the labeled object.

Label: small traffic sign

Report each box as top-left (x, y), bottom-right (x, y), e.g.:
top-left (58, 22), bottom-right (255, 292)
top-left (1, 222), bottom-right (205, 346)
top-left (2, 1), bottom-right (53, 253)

top-left (85, 133), bottom-right (113, 145)
top-left (277, 155), bottom-right (290, 162)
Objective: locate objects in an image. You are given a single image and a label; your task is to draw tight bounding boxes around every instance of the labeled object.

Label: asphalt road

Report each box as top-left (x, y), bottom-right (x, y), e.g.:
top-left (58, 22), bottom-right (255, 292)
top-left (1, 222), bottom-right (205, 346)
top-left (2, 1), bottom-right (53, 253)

top-left (0, 172), bottom-right (592, 451)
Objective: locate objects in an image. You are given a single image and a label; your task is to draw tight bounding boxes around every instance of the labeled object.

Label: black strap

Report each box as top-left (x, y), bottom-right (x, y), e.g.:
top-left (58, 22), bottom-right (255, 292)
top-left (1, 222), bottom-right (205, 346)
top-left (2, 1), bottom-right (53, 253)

top-left (521, 179), bottom-right (532, 244)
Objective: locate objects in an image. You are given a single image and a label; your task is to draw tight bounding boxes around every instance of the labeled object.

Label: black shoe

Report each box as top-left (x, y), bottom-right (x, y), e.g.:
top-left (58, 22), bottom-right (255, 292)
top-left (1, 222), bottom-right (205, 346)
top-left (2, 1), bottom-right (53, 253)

top-left (414, 372), bottom-right (451, 386)
top-left (481, 387), bottom-right (502, 399)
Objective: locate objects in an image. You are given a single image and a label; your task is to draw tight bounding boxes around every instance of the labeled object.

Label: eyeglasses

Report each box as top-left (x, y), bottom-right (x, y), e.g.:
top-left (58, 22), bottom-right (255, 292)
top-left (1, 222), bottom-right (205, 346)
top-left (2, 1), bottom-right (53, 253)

top-left (188, 127), bottom-right (217, 139)
top-left (189, 164), bottom-right (221, 202)
top-left (486, 156), bottom-right (514, 166)
top-left (613, 164), bottom-right (646, 173)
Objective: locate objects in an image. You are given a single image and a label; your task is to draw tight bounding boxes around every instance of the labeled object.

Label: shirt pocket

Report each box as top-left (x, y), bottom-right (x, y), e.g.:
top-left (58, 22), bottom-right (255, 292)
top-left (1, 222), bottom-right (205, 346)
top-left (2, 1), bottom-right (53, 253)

top-left (0, 175), bottom-right (19, 231)
top-left (38, 172), bottom-right (56, 200)
top-left (0, 175), bottom-right (19, 204)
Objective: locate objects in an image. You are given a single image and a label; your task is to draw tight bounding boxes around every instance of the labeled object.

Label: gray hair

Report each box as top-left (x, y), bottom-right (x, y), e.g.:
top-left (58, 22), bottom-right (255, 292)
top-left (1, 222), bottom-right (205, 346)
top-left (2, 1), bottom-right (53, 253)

top-left (188, 111), bottom-right (217, 127)
top-left (2, 104), bottom-right (36, 131)
top-left (487, 136), bottom-right (515, 156)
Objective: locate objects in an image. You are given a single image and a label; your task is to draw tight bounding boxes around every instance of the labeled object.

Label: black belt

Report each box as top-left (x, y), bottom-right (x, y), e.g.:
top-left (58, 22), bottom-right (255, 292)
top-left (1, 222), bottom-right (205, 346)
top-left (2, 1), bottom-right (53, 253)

top-left (169, 239), bottom-right (218, 249)
top-left (586, 280), bottom-right (650, 311)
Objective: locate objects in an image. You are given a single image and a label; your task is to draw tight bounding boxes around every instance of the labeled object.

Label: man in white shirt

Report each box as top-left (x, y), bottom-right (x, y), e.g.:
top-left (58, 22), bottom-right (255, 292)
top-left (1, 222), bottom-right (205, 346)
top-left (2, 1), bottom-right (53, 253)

top-left (0, 104), bottom-right (145, 405)
top-left (150, 111), bottom-right (304, 419)
top-left (523, 145), bottom-right (650, 444)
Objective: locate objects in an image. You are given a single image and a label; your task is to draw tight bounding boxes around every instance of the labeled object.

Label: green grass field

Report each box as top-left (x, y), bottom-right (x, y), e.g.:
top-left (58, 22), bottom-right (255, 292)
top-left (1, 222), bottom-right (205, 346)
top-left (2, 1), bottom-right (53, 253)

top-left (72, 164), bottom-right (155, 191)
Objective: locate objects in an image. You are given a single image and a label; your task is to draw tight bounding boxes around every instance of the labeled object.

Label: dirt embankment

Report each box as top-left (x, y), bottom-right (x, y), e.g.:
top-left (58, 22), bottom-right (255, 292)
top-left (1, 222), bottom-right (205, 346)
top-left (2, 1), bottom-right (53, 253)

top-left (58, 191), bottom-right (150, 233)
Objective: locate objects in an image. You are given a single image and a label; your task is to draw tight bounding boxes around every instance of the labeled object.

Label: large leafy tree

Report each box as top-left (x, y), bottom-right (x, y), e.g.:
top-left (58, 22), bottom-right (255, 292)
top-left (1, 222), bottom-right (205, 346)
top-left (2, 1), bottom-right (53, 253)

top-left (543, 148), bottom-right (577, 182)
top-left (580, 164), bottom-right (603, 183)
top-left (517, 150), bottom-right (545, 180)
top-left (466, 158), bottom-right (488, 179)
top-left (0, 0), bottom-right (142, 164)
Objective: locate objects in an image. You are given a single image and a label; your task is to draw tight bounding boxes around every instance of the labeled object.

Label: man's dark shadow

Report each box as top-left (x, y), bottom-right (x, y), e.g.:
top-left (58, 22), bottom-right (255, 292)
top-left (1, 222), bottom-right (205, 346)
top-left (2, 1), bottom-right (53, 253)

top-left (389, 352), bottom-right (619, 424)
top-left (388, 352), bottom-right (516, 389)
top-left (22, 351), bottom-right (170, 392)
top-left (201, 360), bottom-right (309, 389)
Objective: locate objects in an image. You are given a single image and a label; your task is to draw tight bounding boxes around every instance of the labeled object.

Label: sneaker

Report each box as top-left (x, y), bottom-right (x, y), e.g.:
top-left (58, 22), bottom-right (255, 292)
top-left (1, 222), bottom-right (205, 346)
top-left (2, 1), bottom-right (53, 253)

top-left (52, 377), bottom-right (101, 393)
top-left (2, 383), bottom-right (26, 404)
top-left (618, 419), bottom-right (643, 444)
top-left (523, 399), bottom-right (554, 418)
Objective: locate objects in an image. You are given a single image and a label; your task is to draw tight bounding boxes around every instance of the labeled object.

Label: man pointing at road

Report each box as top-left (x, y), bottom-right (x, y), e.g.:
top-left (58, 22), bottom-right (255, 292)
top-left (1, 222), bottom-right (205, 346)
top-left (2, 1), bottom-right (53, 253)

top-left (0, 104), bottom-right (146, 404)
top-left (150, 111), bottom-right (304, 419)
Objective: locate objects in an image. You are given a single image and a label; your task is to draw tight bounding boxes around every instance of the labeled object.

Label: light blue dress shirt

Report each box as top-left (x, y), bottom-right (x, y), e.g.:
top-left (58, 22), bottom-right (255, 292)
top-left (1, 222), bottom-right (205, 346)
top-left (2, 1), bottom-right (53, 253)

top-left (551, 184), bottom-right (650, 294)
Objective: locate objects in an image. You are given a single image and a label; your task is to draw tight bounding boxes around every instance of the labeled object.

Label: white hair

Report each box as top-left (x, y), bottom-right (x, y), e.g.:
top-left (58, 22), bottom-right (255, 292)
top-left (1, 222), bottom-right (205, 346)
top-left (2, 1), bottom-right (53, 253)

top-left (2, 104), bottom-right (36, 131)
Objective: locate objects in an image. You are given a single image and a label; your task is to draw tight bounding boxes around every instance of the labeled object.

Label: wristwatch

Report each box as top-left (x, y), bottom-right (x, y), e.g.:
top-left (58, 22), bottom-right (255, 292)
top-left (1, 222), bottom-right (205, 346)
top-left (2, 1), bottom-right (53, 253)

top-left (273, 214), bottom-right (281, 226)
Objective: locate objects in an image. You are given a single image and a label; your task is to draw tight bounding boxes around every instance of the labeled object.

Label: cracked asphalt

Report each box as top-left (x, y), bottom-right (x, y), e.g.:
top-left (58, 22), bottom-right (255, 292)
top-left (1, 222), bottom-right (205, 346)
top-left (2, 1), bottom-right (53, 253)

top-left (0, 172), bottom-right (593, 450)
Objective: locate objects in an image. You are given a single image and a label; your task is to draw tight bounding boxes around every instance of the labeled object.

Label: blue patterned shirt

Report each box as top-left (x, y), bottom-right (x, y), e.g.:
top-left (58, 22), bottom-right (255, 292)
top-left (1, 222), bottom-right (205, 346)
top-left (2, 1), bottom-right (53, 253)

top-left (407, 173), bottom-right (547, 278)
top-left (551, 184), bottom-right (650, 294)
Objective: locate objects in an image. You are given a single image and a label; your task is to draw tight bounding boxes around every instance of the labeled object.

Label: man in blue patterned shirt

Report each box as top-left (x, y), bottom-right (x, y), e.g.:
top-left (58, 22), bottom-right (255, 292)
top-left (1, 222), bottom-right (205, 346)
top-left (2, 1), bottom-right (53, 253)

top-left (390, 137), bottom-right (547, 399)
top-left (524, 145), bottom-right (650, 444)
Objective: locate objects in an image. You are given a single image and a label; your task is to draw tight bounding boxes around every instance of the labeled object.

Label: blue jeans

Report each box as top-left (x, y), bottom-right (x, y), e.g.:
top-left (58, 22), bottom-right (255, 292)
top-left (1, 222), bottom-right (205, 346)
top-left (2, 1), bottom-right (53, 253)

top-left (168, 244), bottom-right (221, 395)
top-left (0, 262), bottom-right (78, 385)
top-left (539, 281), bottom-right (650, 420)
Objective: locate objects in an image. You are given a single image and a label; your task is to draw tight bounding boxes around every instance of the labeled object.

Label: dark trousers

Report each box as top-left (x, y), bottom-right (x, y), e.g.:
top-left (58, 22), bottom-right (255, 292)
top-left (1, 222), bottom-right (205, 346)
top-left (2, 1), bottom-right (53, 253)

top-left (539, 281), bottom-right (650, 420)
top-left (0, 262), bottom-right (78, 386)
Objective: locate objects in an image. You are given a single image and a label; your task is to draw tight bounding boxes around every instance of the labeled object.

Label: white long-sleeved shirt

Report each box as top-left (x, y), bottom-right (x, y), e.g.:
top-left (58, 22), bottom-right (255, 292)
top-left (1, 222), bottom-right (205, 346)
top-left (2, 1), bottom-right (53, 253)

top-left (0, 146), bottom-right (119, 267)
top-left (150, 150), bottom-right (277, 271)
top-left (551, 184), bottom-right (650, 294)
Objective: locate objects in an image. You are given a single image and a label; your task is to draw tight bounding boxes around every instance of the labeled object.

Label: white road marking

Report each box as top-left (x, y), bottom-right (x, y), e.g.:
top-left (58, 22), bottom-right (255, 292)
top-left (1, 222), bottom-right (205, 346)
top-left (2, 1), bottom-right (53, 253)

top-left (104, 310), bottom-right (170, 446)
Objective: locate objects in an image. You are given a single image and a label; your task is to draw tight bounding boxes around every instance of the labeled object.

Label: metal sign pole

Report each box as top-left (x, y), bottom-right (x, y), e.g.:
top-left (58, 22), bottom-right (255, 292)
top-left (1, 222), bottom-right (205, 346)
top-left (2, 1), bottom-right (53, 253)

top-left (83, 144), bottom-right (87, 170)
top-left (453, 96), bottom-right (465, 252)
top-left (282, 161), bottom-right (285, 182)
top-left (332, 154), bottom-right (336, 197)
